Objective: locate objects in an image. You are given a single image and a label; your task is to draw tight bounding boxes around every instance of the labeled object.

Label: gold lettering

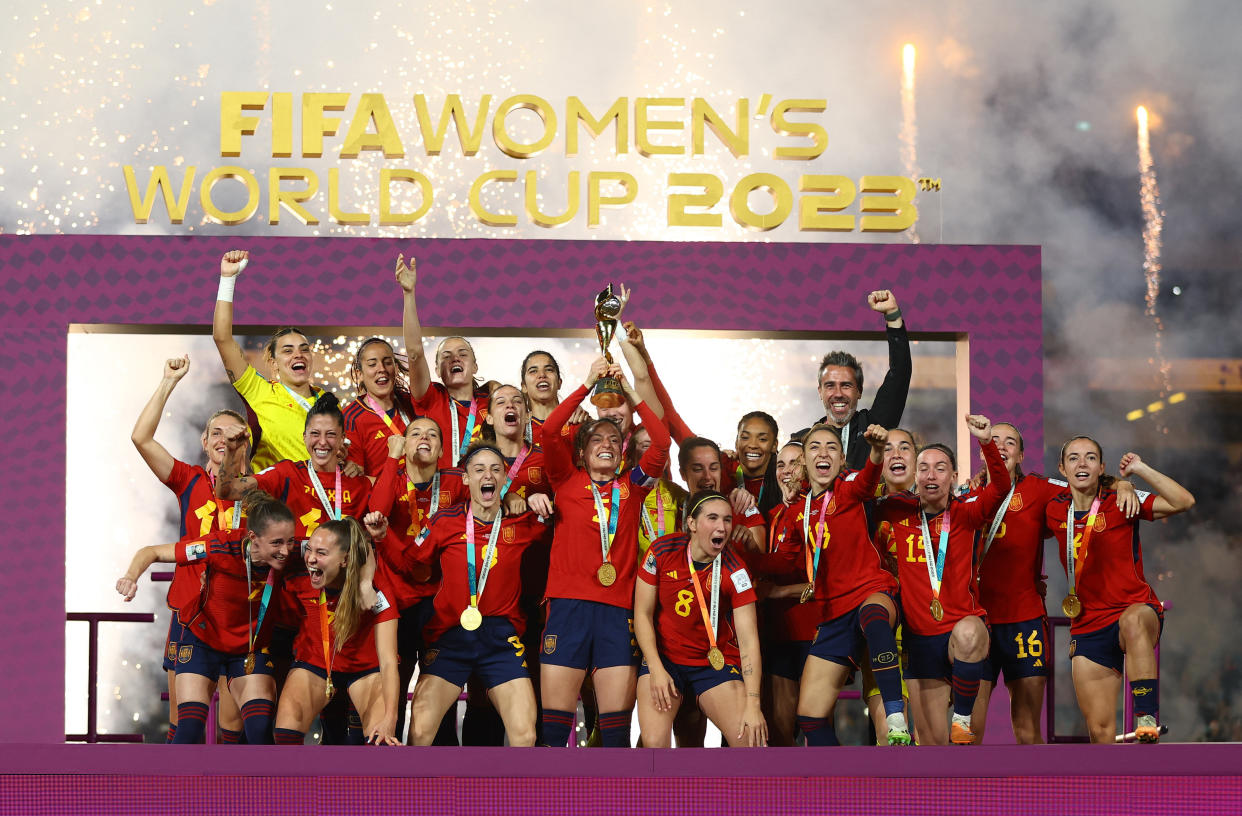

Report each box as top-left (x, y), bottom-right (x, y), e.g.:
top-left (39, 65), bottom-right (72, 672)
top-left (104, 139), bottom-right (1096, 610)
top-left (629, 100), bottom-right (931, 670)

top-left (341, 93), bottom-right (405, 159)
top-left (301, 93), bottom-right (350, 158)
top-left (771, 99), bottom-right (828, 160)
top-left (493, 95), bottom-right (557, 158)
top-left (636, 97), bottom-right (685, 156)
top-left (730, 173), bottom-right (792, 231)
top-left (123, 165), bottom-right (196, 224)
top-left (219, 91), bottom-right (267, 157)
top-left (859, 175), bottom-right (917, 232)
top-left (413, 94), bottom-right (492, 156)
top-left (200, 165), bottom-right (260, 226)
top-left (267, 168), bottom-right (319, 225)
top-left (525, 170), bottom-right (579, 228)
top-left (798, 174), bottom-right (856, 231)
top-left (271, 92), bottom-right (293, 157)
top-left (587, 171), bottom-right (636, 227)
top-left (328, 168), bottom-right (369, 225)
top-left (691, 97), bottom-right (748, 158)
top-left (566, 96), bottom-right (628, 156)
top-left (667, 172), bottom-right (722, 227)
top-left (379, 169), bottom-right (433, 226)
top-left (469, 170), bottom-right (518, 226)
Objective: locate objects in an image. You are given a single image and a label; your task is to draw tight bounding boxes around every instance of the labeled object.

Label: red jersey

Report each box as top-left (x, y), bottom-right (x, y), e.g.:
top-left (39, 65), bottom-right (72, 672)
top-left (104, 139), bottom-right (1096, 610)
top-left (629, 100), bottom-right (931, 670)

top-left (413, 382), bottom-right (490, 470)
top-left (342, 398), bottom-right (409, 478)
top-left (284, 572), bottom-right (399, 672)
top-left (401, 505), bottom-right (546, 644)
top-left (770, 458), bottom-right (895, 622)
top-left (748, 501), bottom-right (823, 643)
top-left (162, 459), bottom-right (243, 612)
top-left (1046, 490), bottom-right (1159, 635)
top-left (253, 459), bottom-right (372, 540)
top-left (640, 533), bottom-right (757, 667)
top-left (873, 440), bottom-right (1010, 636)
top-left (976, 473), bottom-right (1064, 624)
top-left (529, 415), bottom-right (579, 449)
top-left (175, 530), bottom-right (285, 654)
top-left (541, 385), bottom-right (671, 609)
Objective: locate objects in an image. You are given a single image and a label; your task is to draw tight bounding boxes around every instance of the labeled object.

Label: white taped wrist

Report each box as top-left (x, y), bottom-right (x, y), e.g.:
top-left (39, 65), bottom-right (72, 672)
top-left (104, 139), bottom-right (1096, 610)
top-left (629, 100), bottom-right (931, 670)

top-left (217, 275), bottom-right (237, 302)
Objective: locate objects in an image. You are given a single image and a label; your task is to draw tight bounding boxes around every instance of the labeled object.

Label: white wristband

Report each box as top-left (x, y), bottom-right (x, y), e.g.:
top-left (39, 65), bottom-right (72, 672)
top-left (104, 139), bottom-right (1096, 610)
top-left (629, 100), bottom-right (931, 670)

top-left (217, 275), bottom-right (237, 302)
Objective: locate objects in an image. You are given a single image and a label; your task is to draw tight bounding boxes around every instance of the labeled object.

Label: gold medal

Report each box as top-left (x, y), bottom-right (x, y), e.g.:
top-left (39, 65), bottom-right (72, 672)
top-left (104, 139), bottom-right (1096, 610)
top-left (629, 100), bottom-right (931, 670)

top-left (1061, 594), bottom-right (1082, 618)
top-left (799, 584), bottom-right (814, 604)
top-left (324, 677), bottom-right (335, 701)
top-left (597, 562), bottom-right (617, 587)
top-left (930, 598), bottom-right (944, 621)
top-left (243, 653), bottom-right (255, 675)
top-left (707, 647), bottom-right (725, 671)
top-left (460, 605), bottom-right (483, 631)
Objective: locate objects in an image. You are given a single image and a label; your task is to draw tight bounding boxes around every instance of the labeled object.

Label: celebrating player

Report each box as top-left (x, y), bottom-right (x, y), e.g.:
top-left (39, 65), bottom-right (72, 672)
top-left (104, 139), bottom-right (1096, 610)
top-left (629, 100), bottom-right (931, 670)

top-left (634, 491), bottom-right (767, 747)
top-left (872, 414), bottom-right (1010, 745)
top-left (130, 354), bottom-right (247, 743)
top-left (396, 254), bottom-right (494, 469)
top-left (769, 423), bottom-right (910, 746)
top-left (396, 444), bottom-right (547, 746)
top-left (212, 249), bottom-right (327, 470)
top-left (116, 490), bottom-right (298, 744)
top-left (342, 337), bottom-right (415, 478)
top-left (273, 518), bottom-right (401, 746)
top-left (537, 358), bottom-right (671, 748)
top-left (1048, 437), bottom-right (1194, 743)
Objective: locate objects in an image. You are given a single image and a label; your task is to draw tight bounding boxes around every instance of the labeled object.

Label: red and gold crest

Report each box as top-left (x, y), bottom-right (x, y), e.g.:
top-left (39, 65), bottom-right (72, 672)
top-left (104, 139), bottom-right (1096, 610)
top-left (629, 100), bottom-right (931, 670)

top-left (542, 635), bottom-right (557, 655)
top-left (502, 525), bottom-right (516, 543)
top-left (528, 467), bottom-right (543, 484)
top-left (1008, 492), bottom-right (1024, 512)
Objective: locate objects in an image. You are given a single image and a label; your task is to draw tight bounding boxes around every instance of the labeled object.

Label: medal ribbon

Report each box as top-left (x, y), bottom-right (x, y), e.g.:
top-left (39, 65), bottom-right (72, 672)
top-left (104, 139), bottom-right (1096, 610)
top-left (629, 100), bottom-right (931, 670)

top-left (802, 489), bottom-right (833, 584)
top-left (686, 547), bottom-right (722, 655)
top-left (590, 480), bottom-right (622, 565)
top-left (243, 541), bottom-right (276, 657)
top-left (281, 383), bottom-right (315, 413)
top-left (734, 466), bottom-right (765, 506)
top-left (919, 508), bottom-right (950, 605)
top-left (307, 464), bottom-right (343, 521)
top-left (499, 446), bottom-right (530, 500)
top-left (408, 471), bottom-right (442, 534)
top-left (450, 396), bottom-right (479, 467)
top-left (1066, 496), bottom-right (1103, 598)
top-left (981, 482), bottom-right (1017, 557)
top-left (465, 505), bottom-right (504, 610)
top-left (318, 589), bottom-right (336, 683)
top-left (364, 393), bottom-right (403, 434)
top-left (641, 484), bottom-right (667, 542)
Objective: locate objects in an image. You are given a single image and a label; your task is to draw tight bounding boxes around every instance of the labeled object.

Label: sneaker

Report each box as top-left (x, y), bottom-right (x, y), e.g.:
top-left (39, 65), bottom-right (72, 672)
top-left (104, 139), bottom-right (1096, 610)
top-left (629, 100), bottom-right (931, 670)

top-left (950, 719), bottom-right (975, 745)
top-left (885, 713), bottom-right (912, 746)
top-left (1135, 714), bottom-right (1160, 743)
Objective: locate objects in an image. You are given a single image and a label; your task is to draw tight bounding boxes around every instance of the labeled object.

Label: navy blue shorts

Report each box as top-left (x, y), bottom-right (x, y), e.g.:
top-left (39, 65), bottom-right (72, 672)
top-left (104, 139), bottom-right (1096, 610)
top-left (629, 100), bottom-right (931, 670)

top-left (809, 607), bottom-right (870, 669)
top-left (421, 617), bottom-right (529, 689)
top-left (905, 631), bottom-right (954, 681)
top-left (162, 610), bottom-right (182, 672)
top-left (398, 597), bottom-right (436, 661)
top-left (540, 598), bottom-right (639, 671)
top-left (1068, 604), bottom-right (1164, 673)
top-left (763, 640), bottom-right (811, 682)
top-left (640, 656), bottom-right (741, 699)
top-left (987, 617), bottom-right (1049, 683)
top-left (174, 624), bottom-right (274, 681)
top-left (290, 660), bottom-right (378, 692)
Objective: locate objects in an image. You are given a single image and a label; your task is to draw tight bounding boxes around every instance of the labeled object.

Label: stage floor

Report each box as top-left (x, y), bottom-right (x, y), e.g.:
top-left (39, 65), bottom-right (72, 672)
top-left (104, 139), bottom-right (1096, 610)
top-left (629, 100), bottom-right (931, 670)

top-left (2, 744), bottom-right (1239, 815)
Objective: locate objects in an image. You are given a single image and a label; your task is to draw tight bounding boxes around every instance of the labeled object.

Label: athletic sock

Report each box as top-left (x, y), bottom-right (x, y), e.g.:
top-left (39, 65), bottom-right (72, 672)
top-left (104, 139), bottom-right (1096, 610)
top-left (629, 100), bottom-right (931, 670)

top-left (796, 714), bottom-right (839, 746)
top-left (1131, 678), bottom-right (1159, 718)
top-left (951, 658), bottom-right (986, 718)
top-left (218, 727), bottom-right (242, 744)
top-left (346, 705), bottom-right (365, 745)
top-left (859, 603), bottom-right (905, 716)
top-left (273, 727), bottom-right (305, 745)
top-left (598, 710), bottom-right (633, 747)
top-left (240, 698), bottom-right (275, 745)
top-left (172, 702), bottom-right (208, 744)
top-left (541, 708), bottom-right (575, 747)
top-left (164, 724), bottom-right (177, 744)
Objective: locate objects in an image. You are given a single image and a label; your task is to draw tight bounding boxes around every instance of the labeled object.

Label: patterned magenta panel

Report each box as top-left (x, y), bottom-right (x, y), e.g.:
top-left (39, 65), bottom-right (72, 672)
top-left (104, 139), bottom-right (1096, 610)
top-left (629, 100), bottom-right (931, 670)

top-left (0, 235), bottom-right (1040, 742)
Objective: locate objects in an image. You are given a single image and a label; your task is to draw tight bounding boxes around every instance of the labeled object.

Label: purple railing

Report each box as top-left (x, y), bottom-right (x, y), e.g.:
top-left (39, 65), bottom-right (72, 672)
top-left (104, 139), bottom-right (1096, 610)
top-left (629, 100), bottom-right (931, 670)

top-left (65, 612), bottom-right (155, 743)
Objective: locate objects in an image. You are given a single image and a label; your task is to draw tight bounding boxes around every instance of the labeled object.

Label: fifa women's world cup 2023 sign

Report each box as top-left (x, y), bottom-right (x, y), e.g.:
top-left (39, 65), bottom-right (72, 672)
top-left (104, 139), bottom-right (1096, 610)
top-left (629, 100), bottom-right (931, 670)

top-left (122, 92), bottom-right (933, 232)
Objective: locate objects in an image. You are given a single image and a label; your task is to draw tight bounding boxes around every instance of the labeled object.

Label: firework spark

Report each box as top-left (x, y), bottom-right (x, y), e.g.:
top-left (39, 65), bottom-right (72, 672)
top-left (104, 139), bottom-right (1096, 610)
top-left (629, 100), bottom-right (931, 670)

top-left (1137, 105), bottom-right (1170, 432)
top-left (900, 43), bottom-right (919, 244)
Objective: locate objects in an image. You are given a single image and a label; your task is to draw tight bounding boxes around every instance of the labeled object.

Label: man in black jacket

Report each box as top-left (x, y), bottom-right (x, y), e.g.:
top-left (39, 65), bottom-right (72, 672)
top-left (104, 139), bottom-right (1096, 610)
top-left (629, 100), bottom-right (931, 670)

top-left (804, 289), bottom-right (911, 470)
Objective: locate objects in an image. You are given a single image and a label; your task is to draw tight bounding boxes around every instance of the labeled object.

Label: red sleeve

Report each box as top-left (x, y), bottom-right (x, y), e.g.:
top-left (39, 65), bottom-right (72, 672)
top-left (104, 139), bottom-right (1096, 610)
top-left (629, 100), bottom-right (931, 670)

top-left (725, 554), bottom-right (758, 607)
top-left (370, 454), bottom-right (401, 515)
top-left (541, 384), bottom-right (588, 485)
top-left (976, 440), bottom-right (1012, 518)
top-left (1139, 492), bottom-right (1157, 522)
top-left (750, 508), bottom-right (803, 575)
top-left (175, 536), bottom-right (213, 566)
top-left (372, 572), bottom-right (400, 624)
top-left (399, 525), bottom-right (437, 570)
top-left (838, 457), bottom-right (883, 503)
top-left (647, 359), bottom-right (695, 443)
top-left (638, 548), bottom-right (659, 586)
top-left (162, 458), bottom-right (194, 491)
top-left (633, 399), bottom-right (671, 482)
top-left (252, 460), bottom-right (289, 496)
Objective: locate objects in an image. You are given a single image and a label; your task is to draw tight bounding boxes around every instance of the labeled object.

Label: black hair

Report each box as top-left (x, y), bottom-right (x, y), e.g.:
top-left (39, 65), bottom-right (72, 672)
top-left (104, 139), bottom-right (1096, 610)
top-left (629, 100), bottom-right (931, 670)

top-left (918, 442), bottom-right (957, 471)
top-left (736, 411), bottom-right (780, 518)
top-left (481, 384), bottom-right (531, 442)
top-left (305, 391), bottom-right (343, 431)
top-left (574, 417), bottom-right (623, 463)
top-left (460, 441), bottom-right (506, 469)
top-left (678, 436), bottom-right (722, 474)
top-left (817, 350), bottom-right (864, 393)
top-left (520, 350), bottom-right (562, 389)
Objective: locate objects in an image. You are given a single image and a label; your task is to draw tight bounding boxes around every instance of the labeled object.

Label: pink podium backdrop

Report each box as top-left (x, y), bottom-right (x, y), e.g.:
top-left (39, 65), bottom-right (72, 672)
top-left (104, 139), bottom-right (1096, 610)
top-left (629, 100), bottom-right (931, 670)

top-left (0, 235), bottom-right (1042, 743)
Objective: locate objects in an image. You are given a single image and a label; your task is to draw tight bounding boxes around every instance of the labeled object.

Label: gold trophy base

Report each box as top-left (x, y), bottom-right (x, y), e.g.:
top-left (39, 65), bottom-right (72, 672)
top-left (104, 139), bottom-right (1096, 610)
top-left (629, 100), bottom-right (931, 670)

top-left (590, 376), bottom-right (626, 409)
